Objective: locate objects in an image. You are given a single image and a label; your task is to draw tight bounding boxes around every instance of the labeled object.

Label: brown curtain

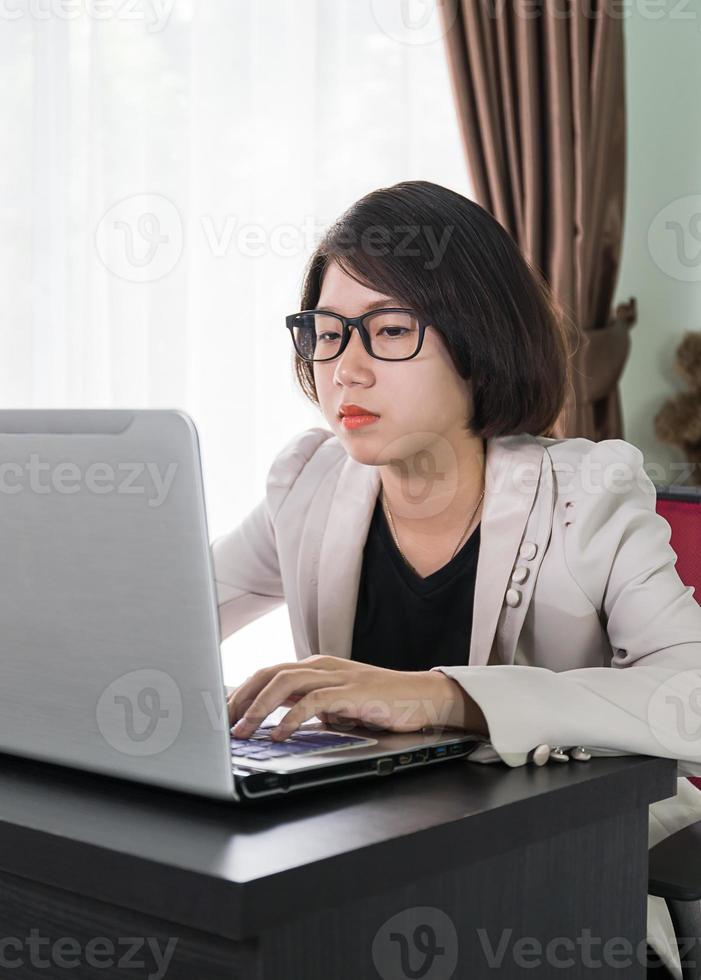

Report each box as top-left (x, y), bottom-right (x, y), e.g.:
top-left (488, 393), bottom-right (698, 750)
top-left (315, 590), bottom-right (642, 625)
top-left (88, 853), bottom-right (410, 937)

top-left (438, 0), bottom-right (636, 439)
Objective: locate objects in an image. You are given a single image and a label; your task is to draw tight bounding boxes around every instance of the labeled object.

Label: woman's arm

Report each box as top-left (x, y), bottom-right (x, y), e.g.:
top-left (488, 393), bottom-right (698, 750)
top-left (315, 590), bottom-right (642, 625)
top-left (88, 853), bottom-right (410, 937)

top-left (227, 656), bottom-right (492, 738)
top-left (211, 428), bottom-right (332, 640)
top-left (429, 440), bottom-right (701, 772)
top-left (434, 672), bottom-right (490, 736)
top-left (211, 496), bottom-right (285, 640)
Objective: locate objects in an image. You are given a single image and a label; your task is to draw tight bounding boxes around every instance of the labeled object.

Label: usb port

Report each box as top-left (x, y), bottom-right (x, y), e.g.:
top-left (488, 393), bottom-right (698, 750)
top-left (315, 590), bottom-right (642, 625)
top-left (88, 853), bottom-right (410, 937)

top-left (433, 745), bottom-right (448, 757)
top-left (448, 743), bottom-right (464, 755)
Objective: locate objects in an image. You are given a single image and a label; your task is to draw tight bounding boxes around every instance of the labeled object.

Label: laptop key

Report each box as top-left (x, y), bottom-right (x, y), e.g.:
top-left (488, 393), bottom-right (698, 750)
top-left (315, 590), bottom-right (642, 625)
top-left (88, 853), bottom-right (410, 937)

top-left (230, 726), bottom-right (377, 758)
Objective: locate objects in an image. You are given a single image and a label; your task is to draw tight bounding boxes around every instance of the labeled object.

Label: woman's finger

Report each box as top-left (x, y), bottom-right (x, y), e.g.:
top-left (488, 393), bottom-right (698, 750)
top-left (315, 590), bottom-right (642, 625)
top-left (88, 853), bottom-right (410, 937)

top-left (318, 710), bottom-right (356, 731)
top-left (227, 662), bottom-right (304, 725)
top-left (269, 688), bottom-right (352, 740)
top-left (230, 668), bottom-right (342, 735)
top-left (227, 656), bottom-right (338, 725)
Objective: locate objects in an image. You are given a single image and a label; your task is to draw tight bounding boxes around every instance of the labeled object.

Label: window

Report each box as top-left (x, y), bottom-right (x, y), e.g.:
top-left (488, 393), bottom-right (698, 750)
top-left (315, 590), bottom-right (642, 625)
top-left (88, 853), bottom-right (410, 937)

top-left (0, 0), bottom-right (472, 686)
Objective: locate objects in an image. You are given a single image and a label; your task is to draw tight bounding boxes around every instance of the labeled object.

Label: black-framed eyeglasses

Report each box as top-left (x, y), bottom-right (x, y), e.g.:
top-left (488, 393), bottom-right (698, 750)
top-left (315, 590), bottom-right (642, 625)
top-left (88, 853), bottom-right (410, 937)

top-left (285, 308), bottom-right (430, 362)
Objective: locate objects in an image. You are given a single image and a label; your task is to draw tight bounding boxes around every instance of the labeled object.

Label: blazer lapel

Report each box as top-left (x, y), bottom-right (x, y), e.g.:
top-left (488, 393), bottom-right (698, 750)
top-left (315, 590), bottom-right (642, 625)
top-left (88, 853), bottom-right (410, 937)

top-left (316, 456), bottom-right (381, 661)
top-left (315, 434), bottom-right (547, 666)
top-left (470, 436), bottom-right (551, 667)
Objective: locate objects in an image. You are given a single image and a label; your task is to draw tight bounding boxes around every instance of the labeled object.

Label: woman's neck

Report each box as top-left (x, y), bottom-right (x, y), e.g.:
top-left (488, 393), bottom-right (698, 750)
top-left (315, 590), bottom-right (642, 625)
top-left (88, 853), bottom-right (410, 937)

top-left (378, 434), bottom-right (486, 540)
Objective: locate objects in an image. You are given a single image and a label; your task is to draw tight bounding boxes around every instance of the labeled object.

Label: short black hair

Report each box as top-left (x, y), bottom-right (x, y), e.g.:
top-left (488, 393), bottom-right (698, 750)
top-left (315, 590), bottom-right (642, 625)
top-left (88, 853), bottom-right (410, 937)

top-left (291, 180), bottom-right (575, 438)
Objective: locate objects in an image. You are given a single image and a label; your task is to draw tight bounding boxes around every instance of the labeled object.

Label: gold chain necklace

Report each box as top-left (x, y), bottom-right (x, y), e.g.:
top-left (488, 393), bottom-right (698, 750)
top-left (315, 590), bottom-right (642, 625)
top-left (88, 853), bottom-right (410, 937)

top-left (380, 485), bottom-right (485, 576)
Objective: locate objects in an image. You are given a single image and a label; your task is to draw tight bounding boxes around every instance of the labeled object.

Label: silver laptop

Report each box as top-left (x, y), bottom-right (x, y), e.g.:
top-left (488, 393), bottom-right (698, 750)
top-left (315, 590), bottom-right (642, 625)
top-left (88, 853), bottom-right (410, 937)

top-left (0, 408), bottom-right (485, 802)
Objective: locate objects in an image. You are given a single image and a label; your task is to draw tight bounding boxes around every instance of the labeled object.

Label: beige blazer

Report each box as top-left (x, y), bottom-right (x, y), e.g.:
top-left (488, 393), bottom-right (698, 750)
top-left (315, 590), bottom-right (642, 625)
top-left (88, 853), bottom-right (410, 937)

top-left (211, 426), bottom-right (701, 978)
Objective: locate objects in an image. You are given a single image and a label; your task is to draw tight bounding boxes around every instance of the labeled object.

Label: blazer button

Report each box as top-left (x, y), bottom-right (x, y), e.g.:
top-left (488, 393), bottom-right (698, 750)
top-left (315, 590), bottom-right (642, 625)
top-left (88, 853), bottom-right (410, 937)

top-left (519, 541), bottom-right (537, 560)
top-left (511, 564), bottom-right (529, 584)
top-left (505, 587), bottom-right (521, 607)
top-left (529, 744), bottom-right (552, 766)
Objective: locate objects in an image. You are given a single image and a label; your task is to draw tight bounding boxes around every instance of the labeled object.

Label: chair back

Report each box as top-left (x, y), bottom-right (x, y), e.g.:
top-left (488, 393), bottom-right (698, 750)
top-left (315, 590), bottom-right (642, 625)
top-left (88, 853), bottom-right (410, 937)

top-left (655, 484), bottom-right (701, 791)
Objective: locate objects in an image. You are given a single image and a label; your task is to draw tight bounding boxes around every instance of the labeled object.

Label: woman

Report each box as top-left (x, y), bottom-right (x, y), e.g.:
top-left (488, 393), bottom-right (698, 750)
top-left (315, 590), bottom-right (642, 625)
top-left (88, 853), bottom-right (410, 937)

top-left (212, 181), bottom-right (701, 978)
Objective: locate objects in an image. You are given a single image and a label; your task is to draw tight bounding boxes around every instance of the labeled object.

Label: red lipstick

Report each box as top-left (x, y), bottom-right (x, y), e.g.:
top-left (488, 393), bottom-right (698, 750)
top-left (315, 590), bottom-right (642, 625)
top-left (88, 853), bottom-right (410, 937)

top-left (338, 403), bottom-right (380, 430)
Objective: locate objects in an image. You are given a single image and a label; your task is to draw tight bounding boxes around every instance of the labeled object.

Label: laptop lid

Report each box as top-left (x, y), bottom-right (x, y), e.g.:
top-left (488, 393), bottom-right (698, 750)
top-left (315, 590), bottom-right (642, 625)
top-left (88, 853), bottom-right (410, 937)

top-left (0, 409), bottom-right (237, 801)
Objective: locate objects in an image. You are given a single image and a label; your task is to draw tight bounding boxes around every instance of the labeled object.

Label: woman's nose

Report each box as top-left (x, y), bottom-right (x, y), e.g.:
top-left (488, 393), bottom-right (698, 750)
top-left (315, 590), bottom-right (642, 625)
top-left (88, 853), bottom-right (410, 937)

top-left (346, 324), bottom-right (366, 351)
top-left (334, 325), bottom-right (372, 374)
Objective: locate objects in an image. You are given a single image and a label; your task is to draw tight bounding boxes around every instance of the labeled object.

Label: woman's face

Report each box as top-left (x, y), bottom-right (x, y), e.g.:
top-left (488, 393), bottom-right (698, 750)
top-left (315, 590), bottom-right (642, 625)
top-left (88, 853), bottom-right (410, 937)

top-left (312, 260), bottom-right (474, 466)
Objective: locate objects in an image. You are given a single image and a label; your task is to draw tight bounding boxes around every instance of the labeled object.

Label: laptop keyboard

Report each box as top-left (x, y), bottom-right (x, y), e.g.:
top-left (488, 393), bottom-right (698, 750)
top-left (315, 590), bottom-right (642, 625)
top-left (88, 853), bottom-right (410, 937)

top-left (230, 726), bottom-right (376, 760)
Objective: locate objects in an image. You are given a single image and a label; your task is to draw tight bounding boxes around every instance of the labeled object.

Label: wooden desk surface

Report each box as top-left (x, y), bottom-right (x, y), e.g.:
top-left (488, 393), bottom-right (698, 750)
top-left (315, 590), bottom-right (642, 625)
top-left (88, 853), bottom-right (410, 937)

top-left (0, 751), bottom-right (676, 942)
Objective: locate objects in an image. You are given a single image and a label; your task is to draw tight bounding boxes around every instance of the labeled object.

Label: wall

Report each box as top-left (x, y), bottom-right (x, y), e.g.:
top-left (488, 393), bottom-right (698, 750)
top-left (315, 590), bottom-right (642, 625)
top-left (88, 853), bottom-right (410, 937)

top-left (616, 0), bottom-right (701, 484)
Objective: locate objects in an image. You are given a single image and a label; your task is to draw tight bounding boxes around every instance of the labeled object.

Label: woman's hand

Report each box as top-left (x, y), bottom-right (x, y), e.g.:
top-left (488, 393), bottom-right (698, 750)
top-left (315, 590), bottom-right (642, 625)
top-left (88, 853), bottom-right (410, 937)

top-left (227, 655), bottom-right (488, 741)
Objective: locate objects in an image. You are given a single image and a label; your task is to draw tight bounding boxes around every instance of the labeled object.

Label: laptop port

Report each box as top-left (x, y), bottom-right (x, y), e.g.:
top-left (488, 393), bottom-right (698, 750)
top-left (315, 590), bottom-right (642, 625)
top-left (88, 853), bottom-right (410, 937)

top-left (398, 753), bottom-right (413, 766)
top-left (416, 748), bottom-right (429, 762)
top-left (376, 757), bottom-right (394, 775)
top-left (433, 745), bottom-right (448, 757)
top-left (448, 743), bottom-right (464, 755)
top-left (240, 772), bottom-right (289, 797)
top-left (262, 773), bottom-right (285, 788)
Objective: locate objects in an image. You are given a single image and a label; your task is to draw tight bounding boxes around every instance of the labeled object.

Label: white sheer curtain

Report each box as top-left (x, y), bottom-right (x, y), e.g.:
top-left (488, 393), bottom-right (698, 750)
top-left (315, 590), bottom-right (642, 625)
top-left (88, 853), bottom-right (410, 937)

top-left (0, 0), bottom-right (472, 686)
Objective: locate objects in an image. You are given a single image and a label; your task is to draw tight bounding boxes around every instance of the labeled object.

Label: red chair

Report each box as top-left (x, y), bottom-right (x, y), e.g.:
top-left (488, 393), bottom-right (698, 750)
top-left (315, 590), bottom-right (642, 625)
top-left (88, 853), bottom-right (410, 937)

top-left (647, 485), bottom-right (701, 980)
top-left (655, 485), bottom-right (701, 792)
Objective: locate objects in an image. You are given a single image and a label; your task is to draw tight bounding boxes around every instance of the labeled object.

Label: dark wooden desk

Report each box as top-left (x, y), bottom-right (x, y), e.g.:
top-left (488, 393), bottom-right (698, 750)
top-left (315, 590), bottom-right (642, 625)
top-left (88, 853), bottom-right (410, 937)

top-left (0, 751), bottom-right (676, 979)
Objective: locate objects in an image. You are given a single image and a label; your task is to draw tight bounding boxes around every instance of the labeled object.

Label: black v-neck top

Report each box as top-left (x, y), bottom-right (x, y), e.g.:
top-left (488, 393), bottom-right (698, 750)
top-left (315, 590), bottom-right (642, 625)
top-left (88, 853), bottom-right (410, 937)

top-left (349, 495), bottom-right (480, 671)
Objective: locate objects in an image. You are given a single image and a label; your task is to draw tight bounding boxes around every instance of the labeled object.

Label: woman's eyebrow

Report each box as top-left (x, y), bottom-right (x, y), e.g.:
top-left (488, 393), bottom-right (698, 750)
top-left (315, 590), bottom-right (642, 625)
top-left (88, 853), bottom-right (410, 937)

top-left (318, 298), bottom-right (396, 313)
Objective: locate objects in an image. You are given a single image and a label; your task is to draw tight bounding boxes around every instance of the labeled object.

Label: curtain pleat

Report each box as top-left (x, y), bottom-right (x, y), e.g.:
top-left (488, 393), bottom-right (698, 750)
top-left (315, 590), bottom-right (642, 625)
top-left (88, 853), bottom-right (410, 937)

top-left (439, 0), bottom-right (636, 439)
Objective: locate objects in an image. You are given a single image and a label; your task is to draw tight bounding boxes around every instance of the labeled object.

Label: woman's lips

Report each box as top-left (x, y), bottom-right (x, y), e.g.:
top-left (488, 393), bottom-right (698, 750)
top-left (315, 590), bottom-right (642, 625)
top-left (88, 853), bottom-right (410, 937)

top-left (340, 414), bottom-right (380, 430)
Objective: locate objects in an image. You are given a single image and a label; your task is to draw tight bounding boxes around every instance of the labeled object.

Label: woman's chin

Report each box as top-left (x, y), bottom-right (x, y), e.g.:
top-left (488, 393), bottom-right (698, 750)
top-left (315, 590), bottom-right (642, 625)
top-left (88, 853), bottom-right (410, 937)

top-left (338, 433), bottom-right (384, 465)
